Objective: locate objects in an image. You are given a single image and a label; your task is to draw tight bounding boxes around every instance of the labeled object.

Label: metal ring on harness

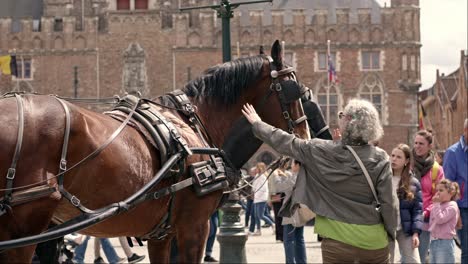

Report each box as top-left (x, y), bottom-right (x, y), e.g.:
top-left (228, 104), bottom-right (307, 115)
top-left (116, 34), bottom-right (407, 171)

top-left (270, 70), bottom-right (279, 78)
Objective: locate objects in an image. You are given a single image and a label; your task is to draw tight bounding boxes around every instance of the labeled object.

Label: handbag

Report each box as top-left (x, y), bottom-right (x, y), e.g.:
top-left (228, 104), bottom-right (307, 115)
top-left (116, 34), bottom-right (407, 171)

top-left (291, 203), bottom-right (316, 227)
top-left (346, 145), bottom-right (381, 212)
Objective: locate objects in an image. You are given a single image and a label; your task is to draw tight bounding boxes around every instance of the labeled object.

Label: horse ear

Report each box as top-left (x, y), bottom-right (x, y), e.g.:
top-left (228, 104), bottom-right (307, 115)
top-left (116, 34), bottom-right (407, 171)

top-left (271, 40), bottom-right (283, 68)
top-left (259, 45), bottom-right (265, 55)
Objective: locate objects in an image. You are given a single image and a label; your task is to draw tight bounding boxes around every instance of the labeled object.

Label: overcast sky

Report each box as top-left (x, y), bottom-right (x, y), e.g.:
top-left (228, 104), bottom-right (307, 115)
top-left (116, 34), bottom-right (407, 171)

top-left (376, 0), bottom-right (468, 90)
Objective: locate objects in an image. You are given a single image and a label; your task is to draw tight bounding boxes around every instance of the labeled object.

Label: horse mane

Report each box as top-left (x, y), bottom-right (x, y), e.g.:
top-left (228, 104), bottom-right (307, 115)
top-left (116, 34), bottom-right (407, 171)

top-left (182, 55), bottom-right (265, 105)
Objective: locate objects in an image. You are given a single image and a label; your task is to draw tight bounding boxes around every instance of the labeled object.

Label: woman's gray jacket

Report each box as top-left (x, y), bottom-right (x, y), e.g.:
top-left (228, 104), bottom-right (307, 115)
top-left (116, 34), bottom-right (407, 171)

top-left (252, 121), bottom-right (398, 240)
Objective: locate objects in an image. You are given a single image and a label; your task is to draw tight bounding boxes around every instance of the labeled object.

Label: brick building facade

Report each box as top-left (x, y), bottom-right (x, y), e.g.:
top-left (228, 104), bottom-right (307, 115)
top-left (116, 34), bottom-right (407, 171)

top-left (0, 0), bottom-right (421, 154)
top-left (419, 50), bottom-right (468, 151)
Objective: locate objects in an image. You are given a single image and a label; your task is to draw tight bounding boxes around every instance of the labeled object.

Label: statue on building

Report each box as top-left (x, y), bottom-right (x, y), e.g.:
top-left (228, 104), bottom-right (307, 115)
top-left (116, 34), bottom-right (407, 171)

top-left (122, 43), bottom-right (147, 96)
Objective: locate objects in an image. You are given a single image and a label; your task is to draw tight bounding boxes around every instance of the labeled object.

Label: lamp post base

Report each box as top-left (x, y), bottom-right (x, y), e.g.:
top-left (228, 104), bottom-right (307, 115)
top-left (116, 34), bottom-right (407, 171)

top-left (217, 198), bottom-right (247, 264)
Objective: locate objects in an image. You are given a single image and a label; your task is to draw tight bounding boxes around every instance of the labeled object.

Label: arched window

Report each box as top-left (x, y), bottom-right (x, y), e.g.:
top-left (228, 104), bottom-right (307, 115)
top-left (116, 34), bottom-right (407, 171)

top-left (315, 82), bottom-right (341, 127)
top-left (358, 74), bottom-right (384, 116)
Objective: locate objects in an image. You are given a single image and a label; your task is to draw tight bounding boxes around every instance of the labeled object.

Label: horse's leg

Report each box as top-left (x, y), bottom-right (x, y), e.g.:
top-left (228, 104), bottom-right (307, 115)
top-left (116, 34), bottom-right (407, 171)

top-left (147, 237), bottom-right (172, 264)
top-left (176, 220), bottom-right (210, 263)
top-left (0, 198), bottom-right (59, 263)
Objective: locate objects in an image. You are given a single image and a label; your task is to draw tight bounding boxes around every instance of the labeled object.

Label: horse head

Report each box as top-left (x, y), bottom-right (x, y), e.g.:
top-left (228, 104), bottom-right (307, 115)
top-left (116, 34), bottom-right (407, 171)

top-left (182, 40), bottom-right (309, 169)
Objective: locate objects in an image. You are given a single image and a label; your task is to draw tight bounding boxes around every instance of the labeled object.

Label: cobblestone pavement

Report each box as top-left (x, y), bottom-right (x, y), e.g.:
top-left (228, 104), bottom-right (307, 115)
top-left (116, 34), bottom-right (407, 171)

top-left (80, 225), bottom-right (461, 263)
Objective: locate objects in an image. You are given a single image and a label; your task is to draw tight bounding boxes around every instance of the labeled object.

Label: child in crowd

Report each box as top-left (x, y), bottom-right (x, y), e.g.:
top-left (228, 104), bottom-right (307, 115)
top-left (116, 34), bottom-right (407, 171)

top-left (429, 179), bottom-right (460, 264)
top-left (389, 144), bottom-right (423, 263)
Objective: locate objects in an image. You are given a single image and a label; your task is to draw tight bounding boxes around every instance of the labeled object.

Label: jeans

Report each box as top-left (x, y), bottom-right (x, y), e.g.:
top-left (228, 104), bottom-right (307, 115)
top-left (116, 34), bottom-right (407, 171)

top-left (264, 205), bottom-right (274, 224)
top-left (283, 225), bottom-right (307, 264)
top-left (205, 211), bottom-right (219, 256)
top-left (430, 239), bottom-right (455, 264)
top-left (249, 202), bottom-right (274, 232)
top-left (273, 200), bottom-right (284, 241)
top-left (388, 229), bottom-right (420, 263)
top-left (245, 199), bottom-right (254, 227)
top-left (418, 230), bottom-right (430, 263)
top-left (238, 199), bottom-right (247, 210)
top-left (73, 236), bottom-right (120, 264)
top-left (458, 208), bottom-right (468, 264)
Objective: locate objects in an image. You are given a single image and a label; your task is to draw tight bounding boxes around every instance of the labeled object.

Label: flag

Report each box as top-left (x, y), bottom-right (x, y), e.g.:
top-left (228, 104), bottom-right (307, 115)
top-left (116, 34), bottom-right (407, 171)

top-left (418, 102), bottom-right (426, 129)
top-left (327, 40), bottom-right (338, 84)
top-left (0, 55), bottom-right (17, 76)
top-left (328, 54), bottom-right (338, 84)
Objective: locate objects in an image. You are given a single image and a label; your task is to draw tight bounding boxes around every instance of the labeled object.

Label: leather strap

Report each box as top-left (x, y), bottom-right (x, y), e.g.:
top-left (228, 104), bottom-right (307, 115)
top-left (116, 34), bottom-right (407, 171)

top-left (4, 94), bottom-right (24, 203)
top-left (346, 145), bottom-right (381, 211)
top-left (315, 125), bottom-right (330, 137)
top-left (54, 97), bottom-right (71, 186)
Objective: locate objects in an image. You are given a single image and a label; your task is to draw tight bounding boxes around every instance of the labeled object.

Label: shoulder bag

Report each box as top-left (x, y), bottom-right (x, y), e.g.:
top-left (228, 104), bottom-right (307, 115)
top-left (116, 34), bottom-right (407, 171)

top-left (346, 145), bottom-right (381, 212)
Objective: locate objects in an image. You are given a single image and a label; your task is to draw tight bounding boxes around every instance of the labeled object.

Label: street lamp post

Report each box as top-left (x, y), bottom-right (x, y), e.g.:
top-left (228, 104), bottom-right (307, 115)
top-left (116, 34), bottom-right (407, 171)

top-left (180, 0), bottom-right (272, 63)
top-left (73, 66), bottom-right (79, 98)
top-left (180, 1), bottom-right (273, 263)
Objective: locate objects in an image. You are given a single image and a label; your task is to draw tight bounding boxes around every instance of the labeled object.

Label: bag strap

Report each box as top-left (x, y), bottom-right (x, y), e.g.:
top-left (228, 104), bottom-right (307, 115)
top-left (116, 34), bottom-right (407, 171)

top-left (346, 145), bottom-right (381, 211)
top-left (431, 161), bottom-right (440, 194)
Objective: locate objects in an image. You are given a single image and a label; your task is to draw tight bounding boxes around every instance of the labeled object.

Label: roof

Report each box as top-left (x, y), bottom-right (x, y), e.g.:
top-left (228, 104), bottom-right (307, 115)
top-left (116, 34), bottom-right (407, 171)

top-left (439, 69), bottom-right (459, 104)
top-left (237, 0), bottom-right (383, 25)
top-left (0, 0), bottom-right (43, 19)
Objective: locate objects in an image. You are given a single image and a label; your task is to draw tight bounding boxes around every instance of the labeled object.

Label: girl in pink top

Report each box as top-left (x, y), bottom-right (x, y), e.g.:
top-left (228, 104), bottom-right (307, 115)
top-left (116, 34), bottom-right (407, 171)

top-left (429, 179), bottom-right (460, 264)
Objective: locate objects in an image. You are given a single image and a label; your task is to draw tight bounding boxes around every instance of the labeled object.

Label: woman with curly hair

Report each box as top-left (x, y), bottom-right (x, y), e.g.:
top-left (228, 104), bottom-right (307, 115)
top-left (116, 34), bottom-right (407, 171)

top-left (389, 143), bottom-right (423, 263)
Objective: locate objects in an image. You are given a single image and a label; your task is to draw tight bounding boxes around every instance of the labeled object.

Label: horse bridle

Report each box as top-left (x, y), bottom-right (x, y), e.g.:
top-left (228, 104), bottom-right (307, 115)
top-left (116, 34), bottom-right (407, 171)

top-left (257, 55), bottom-right (308, 133)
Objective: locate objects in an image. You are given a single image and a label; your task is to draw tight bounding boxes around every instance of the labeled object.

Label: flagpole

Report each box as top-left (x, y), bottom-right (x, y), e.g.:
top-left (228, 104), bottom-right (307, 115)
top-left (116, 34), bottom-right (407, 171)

top-left (327, 39), bottom-right (330, 123)
top-left (15, 51), bottom-right (19, 92)
top-left (281, 40), bottom-right (285, 60)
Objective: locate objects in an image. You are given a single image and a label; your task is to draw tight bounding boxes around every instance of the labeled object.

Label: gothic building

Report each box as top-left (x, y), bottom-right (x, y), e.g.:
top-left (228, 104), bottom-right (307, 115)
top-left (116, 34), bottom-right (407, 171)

top-left (419, 51), bottom-right (468, 151)
top-left (0, 0), bottom-right (421, 152)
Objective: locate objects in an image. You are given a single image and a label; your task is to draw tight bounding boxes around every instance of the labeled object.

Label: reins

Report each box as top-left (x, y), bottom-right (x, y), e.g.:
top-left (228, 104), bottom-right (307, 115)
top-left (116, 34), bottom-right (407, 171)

top-left (224, 156), bottom-right (285, 198)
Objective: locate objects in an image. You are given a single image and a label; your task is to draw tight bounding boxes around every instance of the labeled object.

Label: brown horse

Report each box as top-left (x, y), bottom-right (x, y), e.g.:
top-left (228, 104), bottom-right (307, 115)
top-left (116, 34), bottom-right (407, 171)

top-left (0, 41), bottom-right (309, 263)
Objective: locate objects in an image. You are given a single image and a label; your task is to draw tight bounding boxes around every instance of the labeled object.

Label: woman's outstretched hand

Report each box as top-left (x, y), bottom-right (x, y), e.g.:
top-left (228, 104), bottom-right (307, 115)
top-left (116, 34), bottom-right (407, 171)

top-left (242, 103), bottom-right (262, 124)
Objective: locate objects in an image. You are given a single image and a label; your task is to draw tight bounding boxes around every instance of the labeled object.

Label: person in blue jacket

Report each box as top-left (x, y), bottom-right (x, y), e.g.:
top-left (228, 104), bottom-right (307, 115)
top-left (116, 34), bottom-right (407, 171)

top-left (389, 143), bottom-right (423, 263)
top-left (443, 118), bottom-right (468, 264)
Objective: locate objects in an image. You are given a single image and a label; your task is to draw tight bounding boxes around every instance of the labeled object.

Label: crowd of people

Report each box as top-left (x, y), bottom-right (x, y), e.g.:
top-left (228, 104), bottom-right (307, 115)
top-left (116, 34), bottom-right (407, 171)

top-left (241, 99), bottom-right (467, 264)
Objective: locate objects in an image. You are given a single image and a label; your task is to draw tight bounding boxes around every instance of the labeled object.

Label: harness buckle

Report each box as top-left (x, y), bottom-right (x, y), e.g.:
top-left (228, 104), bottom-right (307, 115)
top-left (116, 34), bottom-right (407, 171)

top-left (184, 104), bottom-right (195, 114)
top-left (6, 168), bottom-right (16, 180)
top-left (170, 129), bottom-right (180, 140)
top-left (282, 111), bottom-right (290, 119)
top-left (59, 159), bottom-right (67, 171)
top-left (70, 196), bottom-right (81, 207)
top-left (275, 83), bottom-right (282, 92)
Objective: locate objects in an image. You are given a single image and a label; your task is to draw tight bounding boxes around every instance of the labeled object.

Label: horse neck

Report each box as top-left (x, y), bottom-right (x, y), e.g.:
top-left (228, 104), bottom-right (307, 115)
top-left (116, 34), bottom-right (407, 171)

top-left (193, 100), bottom-right (263, 169)
top-left (194, 101), bottom-right (244, 146)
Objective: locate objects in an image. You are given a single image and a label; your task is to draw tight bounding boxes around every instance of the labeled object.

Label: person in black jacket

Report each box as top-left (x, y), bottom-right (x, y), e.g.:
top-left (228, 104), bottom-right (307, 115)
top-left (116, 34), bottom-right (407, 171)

top-left (389, 143), bottom-right (423, 263)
